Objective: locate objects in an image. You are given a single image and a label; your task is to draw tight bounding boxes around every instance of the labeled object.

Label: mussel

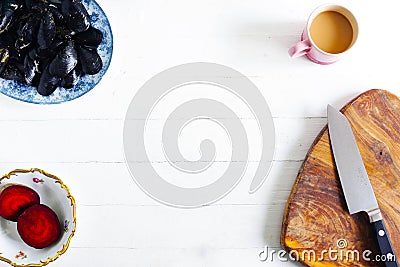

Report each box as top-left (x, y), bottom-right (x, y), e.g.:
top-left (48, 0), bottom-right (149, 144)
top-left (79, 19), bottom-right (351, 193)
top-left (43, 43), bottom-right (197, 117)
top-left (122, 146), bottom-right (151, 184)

top-left (77, 45), bottom-right (102, 75)
top-left (23, 53), bottom-right (39, 85)
top-left (0, 48), bottom-right (10, 74)
top-left (49, 40), bottom-right (77, 77)
top-left (48, 4), bottom-right (65, 25)
top-left (36, 40), bottom-right (64, 60)
top-left (0, 32), bottom-right (14, 48)
top-left (8, 43), bottom-right (24, 62)
top-left (37, 66), bottom-right (60, 96)
top-left (61, 0), bottom-right (90, 33)
top-left (24, 0), bottom-right (49, 10)
top-left (1, 62), bottom-right (24, 83)
top-left (0, 0), bottom-right (24, 34)
top-left (74, 26), bottom-right (103, 47)
top-left (37, 11), bottom-right (56, 49)
top-left (60, 65), bottom-right (81, 88)
top-left (16, 14), bottom-right (40, 51)
top-left (34, 40), bottom-right (64, 73)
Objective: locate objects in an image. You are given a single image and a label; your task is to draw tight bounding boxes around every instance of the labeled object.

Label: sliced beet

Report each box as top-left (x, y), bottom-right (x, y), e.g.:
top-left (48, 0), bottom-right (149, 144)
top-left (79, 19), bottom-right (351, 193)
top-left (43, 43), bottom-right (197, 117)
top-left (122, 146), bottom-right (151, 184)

top-left (17, 204), bottom-right (61, 249)
top-left (0, 184), bottom-right (40, 221)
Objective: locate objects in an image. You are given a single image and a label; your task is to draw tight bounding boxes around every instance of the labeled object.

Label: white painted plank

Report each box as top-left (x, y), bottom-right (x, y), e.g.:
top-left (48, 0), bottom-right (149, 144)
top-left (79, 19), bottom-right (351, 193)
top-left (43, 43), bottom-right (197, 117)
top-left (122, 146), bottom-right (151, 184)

top-left (70, 205), bottom-right (282, 249)
top-left (56, 247), bottom-right (303, 267)
top-left (0, 161), bottom-right (301, 206)
top-left (0, 118), bottom-right (325, 163)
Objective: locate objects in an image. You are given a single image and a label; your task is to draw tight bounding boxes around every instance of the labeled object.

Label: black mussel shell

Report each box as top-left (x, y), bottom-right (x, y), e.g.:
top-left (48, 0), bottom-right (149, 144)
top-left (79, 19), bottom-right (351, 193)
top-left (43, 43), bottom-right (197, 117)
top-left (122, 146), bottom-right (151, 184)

top-left (8, 45), bottom-right (23, 62)
top-left (0, 32), bottom-right (14, 48)
top-left (36, 40), bottom-right (64, 73)
top-left (49, 40), bottom-right (77, 77)
top-left (16, 14), bottom-right (40, 50)
top-left (15, 37), bottom-right (30, 51)
top-left (60, 65), bottom-right (80, 88)
top-left (24, 54), bottom-right (39, 85)
top-left (0, 0), bottom-right (24, 34)
top-left (0, 10), bottom-right (17, 35)
top-left (30, 2), bottom-right (48, 12)
top-left (61, 0), bottom-right (90, 33)
top-left (1, 62), bottom-right (25, 83)
top-left (37, 66), bottom-right (60, 96)
top-left (9, 59), bottom-right (25, 73)
top-left (36, 39), bottom-right (64, 59)
top-left (74, 26), bottom-right (103, 47)
top-left (28, 47), bottom-right (37, 60)
top-left (37, 11), bottom-right (56, 49)
top-left (0, 48), bottom-right (10, 75)
top-left (77, 46), bottom-right (102, 75)
top-left (48, 4), bottom-right (64, 25)
top-left (26, 0), bottom-right (49, 10)
top-left (24, 0), bottom-right (36, 9)
top-left (3, 58), bottom-right (24, 76)
top-left (17, 14), bottom-right (40, 39)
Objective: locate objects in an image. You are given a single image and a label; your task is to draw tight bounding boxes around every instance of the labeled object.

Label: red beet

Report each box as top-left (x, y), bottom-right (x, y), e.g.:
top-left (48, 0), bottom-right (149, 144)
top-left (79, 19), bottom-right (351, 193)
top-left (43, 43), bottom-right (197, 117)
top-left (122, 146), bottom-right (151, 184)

top-left (17, 204), bottom-right (61, 249)
top-left (0, 185), bottom-right (40, 221)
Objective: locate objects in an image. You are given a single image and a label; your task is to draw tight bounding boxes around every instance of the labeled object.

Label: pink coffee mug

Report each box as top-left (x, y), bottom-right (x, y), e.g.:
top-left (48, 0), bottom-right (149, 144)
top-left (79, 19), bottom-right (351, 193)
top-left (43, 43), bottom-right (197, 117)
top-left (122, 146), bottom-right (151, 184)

top-left (288, 4), bottom-right (358, 65)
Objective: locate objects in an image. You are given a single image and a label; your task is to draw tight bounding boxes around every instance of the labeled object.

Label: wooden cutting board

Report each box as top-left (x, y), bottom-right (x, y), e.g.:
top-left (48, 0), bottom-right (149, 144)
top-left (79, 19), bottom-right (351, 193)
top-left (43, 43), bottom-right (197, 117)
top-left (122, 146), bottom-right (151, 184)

top-left (281, 89), bottom-right (400, 267)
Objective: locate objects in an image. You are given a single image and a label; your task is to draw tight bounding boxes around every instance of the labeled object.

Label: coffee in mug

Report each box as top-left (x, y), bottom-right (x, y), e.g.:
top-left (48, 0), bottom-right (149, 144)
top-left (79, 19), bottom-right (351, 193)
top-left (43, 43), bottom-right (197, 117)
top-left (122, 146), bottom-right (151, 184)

top-left (288, 5), bottom-right (358, 64)
top-left (310, 11), bottom-right (353, 54)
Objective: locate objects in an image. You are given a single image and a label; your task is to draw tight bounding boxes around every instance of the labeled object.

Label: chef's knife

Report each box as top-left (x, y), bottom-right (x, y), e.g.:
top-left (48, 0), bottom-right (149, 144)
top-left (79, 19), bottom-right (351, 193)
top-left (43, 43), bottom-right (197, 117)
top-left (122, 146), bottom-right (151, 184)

top-left (327, 105), bottom-right (398, 267)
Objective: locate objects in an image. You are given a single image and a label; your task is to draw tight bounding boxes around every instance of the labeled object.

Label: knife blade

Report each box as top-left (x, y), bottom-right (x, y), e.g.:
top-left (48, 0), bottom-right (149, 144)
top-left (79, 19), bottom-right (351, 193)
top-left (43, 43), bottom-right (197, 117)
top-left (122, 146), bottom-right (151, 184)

top-left (327, 104), bottom-right (398, 267)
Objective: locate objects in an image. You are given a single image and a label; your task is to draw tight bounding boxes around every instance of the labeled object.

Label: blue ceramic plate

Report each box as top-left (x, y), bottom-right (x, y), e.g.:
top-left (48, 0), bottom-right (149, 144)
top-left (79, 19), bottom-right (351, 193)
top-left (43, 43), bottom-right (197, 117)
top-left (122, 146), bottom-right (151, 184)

top-left (0, 0), bottom-right (113, 104)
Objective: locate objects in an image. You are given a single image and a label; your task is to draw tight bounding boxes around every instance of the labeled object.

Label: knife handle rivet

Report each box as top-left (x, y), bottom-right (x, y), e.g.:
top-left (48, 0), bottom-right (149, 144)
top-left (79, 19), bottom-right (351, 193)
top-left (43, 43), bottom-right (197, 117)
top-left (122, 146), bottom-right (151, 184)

top-left (378, 230), bottom-right (385, 236)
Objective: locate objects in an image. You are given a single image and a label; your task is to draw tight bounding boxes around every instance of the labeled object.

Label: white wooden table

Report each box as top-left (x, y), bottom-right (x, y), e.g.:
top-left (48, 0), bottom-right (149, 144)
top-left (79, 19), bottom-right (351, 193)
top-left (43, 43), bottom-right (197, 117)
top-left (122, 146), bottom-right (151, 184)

top-left (1, 0), bottom-right (400, 266)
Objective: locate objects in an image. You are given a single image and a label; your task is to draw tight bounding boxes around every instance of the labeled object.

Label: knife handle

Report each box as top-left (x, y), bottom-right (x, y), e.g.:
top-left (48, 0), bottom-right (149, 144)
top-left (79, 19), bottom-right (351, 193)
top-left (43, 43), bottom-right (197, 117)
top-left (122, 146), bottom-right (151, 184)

top-left (372, 220), bottom-right (399, 267)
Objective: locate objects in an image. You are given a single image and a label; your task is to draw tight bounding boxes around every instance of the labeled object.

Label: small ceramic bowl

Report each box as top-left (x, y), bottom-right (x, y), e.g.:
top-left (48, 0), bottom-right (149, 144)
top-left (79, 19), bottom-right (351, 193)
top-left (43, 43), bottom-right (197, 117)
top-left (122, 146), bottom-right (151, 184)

top-left (0, 169), bottom-right (76, 267)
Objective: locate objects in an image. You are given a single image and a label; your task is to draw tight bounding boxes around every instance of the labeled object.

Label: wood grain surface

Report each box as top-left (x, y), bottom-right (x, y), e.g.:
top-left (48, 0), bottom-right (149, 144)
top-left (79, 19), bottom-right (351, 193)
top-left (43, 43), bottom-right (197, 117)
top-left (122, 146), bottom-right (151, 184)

top-left (281, 89), bottom-right (400, 266)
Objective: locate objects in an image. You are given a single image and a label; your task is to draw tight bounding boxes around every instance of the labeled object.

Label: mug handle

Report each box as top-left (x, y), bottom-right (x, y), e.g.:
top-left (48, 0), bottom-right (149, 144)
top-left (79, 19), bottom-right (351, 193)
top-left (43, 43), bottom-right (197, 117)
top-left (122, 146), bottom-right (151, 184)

top-left (288, 39), bottom-right (311, 58)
